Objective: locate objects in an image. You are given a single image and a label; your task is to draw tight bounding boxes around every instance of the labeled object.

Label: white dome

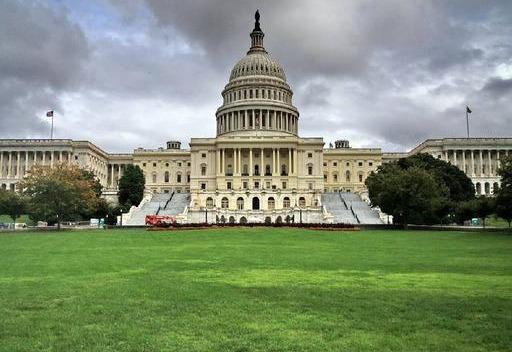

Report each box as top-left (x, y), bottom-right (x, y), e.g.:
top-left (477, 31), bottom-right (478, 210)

top-left (229, 52), bottom-right (286, 82)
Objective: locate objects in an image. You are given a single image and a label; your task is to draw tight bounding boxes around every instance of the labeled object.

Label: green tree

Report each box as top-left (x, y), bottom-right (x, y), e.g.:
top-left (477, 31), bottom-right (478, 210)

top-left (366, 164), bottom-right (447, 228)
top-left (453, 200), bottom-right (477, 225)
top-left (118, 165), bottom-right (145, 208)
top-left (0, 190), bottom-right (27, 229)
top-left (19, 164), bottom-right (101, 230)
top-left (496, 155), bottom-right (512, 227)
top-left (474, 196), bottom-right (496, 228)
top-left (397, 153), bottom-right (475, 202)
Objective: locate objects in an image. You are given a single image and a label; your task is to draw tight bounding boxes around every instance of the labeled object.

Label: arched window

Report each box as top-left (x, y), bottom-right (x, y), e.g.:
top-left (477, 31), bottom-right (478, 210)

top-left (177, 172), bottom-right (182, 183)
top-left (206, 197), bottom-right (214, 208)
top-left (283, 197), bottom-right (290, 208)
top-left (243, 164), bottom-right (248, 175)
top-left (333, 173), bottom-right (338, 182)
top-left (265, 164), bottom-right (271, 175)
top-left (201, 163), bottom-right (207, 176)
top-left (268, 197), bottom-right (275, 210)
top-left (299, 197), bottom-right (306, 208)
top-left (187, 172), bottom-right (190, 183)
top-left (164, 171), bottom-right (169, 183)
top-left (152, 173), bottom-right (157, 183)
top-left (484, 182), bottom-right (490, 195)
top-left (254, 164), bottom-right (260, 176)
top-left (346, 170), bottom-right (351, 182)
top-left (307, 163), bottom-right (313, 176)
top-left (493, 182), bottom-right (499, 194)
top-left (476, 182), bottom-right (481, 195)
top-left (358, 173), bottom-right (363, 183)
top-left (227, 164), bottom-right (233, 176)
top-left (221, 197), bottom-right (229, 209)
top-left (237, 197), bottom-right (244, 210)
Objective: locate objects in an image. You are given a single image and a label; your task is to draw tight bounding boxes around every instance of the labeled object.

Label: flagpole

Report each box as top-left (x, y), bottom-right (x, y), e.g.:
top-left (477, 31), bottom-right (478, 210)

top-left (466, 108), bottom-right (469, 138)
top-left (51, 113), bottom-right (54, 140)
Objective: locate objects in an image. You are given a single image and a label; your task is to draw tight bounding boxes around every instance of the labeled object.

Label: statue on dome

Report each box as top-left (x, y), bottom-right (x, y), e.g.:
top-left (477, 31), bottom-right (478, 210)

top-left (254, 10), bottom-right (261, 31)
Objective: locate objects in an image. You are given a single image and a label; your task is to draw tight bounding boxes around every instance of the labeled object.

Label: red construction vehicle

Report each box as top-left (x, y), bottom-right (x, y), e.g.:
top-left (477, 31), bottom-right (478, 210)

top-left (145, 215), bottom-right (177, 227)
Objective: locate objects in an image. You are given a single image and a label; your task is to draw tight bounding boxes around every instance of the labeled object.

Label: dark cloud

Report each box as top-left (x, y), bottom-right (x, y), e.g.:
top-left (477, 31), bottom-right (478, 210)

top-left (0, 0), bottom-right (88, 137)
top-left (1, 0), bottom-right (512, 152)
top-left (481, 77), bottom-right (512, 97)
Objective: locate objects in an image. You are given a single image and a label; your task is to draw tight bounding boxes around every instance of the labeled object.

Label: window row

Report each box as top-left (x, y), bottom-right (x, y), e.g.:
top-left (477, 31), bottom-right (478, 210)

top-left (224, 87), bottom-right (292, 104)
top-left (206, 196), bottom-right (309, 210)
top-left (147, 172), bottom-right (191, 184)
top-left (217, 109), bottom-right (298, 134)
top-left (324, 171), bottom-right (366, 183)
top-left (323, 161), bottom-right (374, 167)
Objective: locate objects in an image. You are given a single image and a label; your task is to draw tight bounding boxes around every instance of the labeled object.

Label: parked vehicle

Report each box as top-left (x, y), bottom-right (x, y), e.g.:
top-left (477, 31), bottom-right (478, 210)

top-left (145, 215), bottom-right (177, 227)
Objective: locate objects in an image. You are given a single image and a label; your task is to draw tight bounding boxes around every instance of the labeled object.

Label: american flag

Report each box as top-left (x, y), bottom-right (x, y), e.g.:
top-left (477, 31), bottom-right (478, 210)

top-left (46, 110), bottom-right (54, 117)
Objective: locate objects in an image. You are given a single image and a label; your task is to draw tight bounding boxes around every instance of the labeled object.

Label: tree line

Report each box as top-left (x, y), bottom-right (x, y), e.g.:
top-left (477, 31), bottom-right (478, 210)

top-left (0, 164), bottom-right (145, 229)
top-left (366, 153), bottom-right (512, 228)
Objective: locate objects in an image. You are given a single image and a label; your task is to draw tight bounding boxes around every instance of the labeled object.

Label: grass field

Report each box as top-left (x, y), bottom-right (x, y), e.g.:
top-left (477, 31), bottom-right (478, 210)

top-left (0, 228), bottom-right (511, 351)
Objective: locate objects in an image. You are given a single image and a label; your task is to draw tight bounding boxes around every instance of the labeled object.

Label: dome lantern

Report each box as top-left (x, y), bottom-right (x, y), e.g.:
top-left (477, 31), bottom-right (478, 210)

top-left (248, 10), bottom-right (266, 54)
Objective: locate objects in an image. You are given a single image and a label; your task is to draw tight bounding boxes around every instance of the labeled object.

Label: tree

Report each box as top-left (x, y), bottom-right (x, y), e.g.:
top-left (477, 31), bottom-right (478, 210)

top-left (19, 164), bottom-right (101, 230)
top-left (118, 165), bottom-right (145, 208)
top-left (366, 164), bottom-right (447, 228)
top-left (0, 190), bottom-right (27, 229)
top-left (453, 200), bottom-right (477, 225)
top-left (474, 196), bottom-right (495, 228)
top-left (496, 155), bottom-right (512, 227)
top-left (397, 153), bottom-right (475, 202)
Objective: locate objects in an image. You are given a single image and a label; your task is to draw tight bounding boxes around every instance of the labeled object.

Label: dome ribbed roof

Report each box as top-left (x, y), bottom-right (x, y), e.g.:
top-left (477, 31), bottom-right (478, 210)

top-left (229, 53), bottom-right (286, 81)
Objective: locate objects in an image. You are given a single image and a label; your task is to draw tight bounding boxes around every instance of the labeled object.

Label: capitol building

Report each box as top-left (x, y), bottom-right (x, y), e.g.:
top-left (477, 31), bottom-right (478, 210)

top-left (1, 13), bottom-right (511, 224)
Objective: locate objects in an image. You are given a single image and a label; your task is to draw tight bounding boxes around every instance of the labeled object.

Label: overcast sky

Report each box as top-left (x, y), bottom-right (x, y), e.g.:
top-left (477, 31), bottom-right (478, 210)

top-left (1, 0), bottom-right (512, 153)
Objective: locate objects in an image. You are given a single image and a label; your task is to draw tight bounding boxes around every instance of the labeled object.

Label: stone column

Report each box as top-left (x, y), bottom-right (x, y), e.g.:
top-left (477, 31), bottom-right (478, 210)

top-left (249, 148), bottom-right (253, 176)
top-left (471, 150), bottom-right (475, 176)
top-left (488, 150), bottom-right (492, 176)
top-left (462, 150), bottom-right (466, 173)
top-left (277, 148), bottom-right (280, 175)
top-left (233, 148), bottom-right (237, 174)
top-left (293, 149), bottom-right (298, 175)
top-left (0, 152), bottom-right (3, 178)
top-left (260, 148), bottom-right (264, 175)
top-left (479, 150), bottom-right (483, 176)
top-left (7, 152), bottom-right (12, 178)
top-left (251, 110), bottom-right (255, 129)
top-left (216, 149), bottom-right (220, 176)
top-left (25, 151), bottom-right (29, 175)
top-left (497, 150), bottom-right (501, 169)
top-left (59, 151), bottom-right (63, 163)
top-left (443, 150), bottom-right (448, 162)
top-left (272, 149), bottom-right (276, 175)
top-left (15, 152), bottom-right (20, 178)
top-left (50, 151), bottom-right (54, 167)
top-left (244, 110), bottom-right (248, 129)
top-left (117, 165), bottom-right (122, 184)
top-left (221, 149), bottom-right (225, 174)
top-left (288, 148), bottom-right (292, 175)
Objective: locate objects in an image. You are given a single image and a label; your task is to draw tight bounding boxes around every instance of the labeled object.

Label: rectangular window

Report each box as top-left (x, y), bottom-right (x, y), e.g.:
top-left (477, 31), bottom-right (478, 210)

top-left (308, 182), bottom-right (313, 190)
top-left (201, 183), bottom-right (206, 190)
top-left (358, 162), bottom-right (363, 167)
top-left (227, 181), bottom-right (232, 190)
top-left (153, 162), bottom-right (157, 167)
top-left (333, 162), bottom-right (337, 166)
top-left (254, 181), bottom-right (260, 189)
top-left (202, 153), bottom-right (206, 158)
top-left (308, 153), bottom-right (313, 158)
top-left (266, 181), bottom-right (271, 189)
top-left (282, 181), bottom-right (287, 189)
top-left (359, 174), bottom-right (363, 182)
top-left (243, 181), bottom-right (248, 189)
top-left (178, 162), bottom-right (181, 167)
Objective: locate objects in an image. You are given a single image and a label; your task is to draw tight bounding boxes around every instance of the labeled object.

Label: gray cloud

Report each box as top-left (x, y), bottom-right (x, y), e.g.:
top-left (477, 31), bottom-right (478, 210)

top-left (0, 0), bottom-right (88, 137)
top-left (1, 0), bottom-right (512, 152)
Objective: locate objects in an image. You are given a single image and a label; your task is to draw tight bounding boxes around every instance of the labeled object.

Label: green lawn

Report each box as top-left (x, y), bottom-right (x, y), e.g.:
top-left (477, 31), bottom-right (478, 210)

top-left (0, 228), bottom-right (511, 352)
